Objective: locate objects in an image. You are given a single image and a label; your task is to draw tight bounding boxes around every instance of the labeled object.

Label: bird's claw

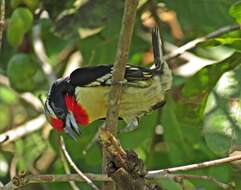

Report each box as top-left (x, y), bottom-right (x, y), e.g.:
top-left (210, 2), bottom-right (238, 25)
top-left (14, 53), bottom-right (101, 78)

top-left (119, 118), bottom-right (139, 133)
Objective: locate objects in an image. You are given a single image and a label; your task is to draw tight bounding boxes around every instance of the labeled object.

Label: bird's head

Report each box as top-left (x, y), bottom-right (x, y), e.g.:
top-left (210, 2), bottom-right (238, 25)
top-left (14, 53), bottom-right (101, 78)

top-left (44, 79), bottom-right (81, 140)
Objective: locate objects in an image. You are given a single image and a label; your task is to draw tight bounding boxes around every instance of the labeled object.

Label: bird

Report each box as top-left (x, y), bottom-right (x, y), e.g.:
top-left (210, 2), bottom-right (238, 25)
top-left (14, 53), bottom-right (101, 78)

top-left (44, 28), bottom-right (172, 140)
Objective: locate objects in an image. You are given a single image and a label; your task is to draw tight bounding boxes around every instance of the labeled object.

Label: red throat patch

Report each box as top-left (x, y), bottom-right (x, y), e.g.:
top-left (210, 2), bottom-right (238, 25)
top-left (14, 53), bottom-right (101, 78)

top-left (64, 95), bottom-right (89, 125)
top-left (50, 117), bottom-right (64, 132)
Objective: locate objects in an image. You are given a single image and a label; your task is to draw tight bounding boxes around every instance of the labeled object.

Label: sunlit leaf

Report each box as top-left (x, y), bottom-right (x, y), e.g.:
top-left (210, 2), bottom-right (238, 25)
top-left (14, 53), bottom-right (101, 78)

top-left (229, 1), bottom-right (241, 23)
top-left (0, 154), bottom-right (9, 177)
top-left (204, 65), bottom-right (241, 155)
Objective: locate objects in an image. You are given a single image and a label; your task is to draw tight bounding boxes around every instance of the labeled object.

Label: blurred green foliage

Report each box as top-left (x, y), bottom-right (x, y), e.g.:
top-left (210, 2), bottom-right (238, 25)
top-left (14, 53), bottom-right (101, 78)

top-left (1, 0), bottom-right (241, 190)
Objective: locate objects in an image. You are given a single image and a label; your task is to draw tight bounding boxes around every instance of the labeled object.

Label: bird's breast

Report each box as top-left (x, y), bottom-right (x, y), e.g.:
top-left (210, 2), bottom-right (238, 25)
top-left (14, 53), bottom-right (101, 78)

top-left (74, 76), bottom-right (165, 124)
top-left (75, 86), bottom-right (109, 123)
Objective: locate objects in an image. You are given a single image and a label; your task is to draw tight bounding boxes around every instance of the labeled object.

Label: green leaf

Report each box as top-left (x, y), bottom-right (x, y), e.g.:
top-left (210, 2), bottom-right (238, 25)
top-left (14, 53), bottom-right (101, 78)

top-left (204, 65), bottom-right (241, 155)
top-left (203, 111), bottom-right (233, 155)
top-left (39, 19), bottom-right (70, 68)
top-left (162, 52), bottom-right (241, 165)
top-left (177, 52), bottom-right (241, 129)
top-left (15, 133), bottom-right (47, 170)
top-left (201, 37), bottom-right (241, 52)
top-left (7, 53), bottom-right (47, 92)
top-left (163, 0), bottom-right (236, 34)
top-left (229, 1), bottom-right (241, 23)
top-left (182, 52), bottom-right (241, 97)
top-left (120, 111), bottom-right (158, 150)
top-left (55, 0), bottom-right (123, 39)
top-left (50, 120), bottom-right (103, 172)
top-left (159, 178), bottom-right (182, 190)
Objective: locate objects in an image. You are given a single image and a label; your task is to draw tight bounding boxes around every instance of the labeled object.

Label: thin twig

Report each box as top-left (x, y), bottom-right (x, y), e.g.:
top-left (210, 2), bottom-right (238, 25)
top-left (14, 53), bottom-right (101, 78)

top-left (20, 92), bottom-right (43, 111)
top-left (27, 174), bottom-right (111, 183)
top-left (172, 174), bottom-right (231, 190)
top-left (0, 115), bottom-right (46, 145)
top-left (165, 42), bottom-right (214, 76)
top-left (59, 146), bottom-right (80, 190)
top-left (0, 74), bottom-right (43, 112)
top-left (146, 154), bottom-right (241, 178)
top-left (0, 173), bottom-right (111, 190)
top-left (82, 128), bottom-right (101, 155)
top-left (0, 0), bottom-right (5, 51)
top-left (164, 24), bottom-right (241, 61)
top-left (146, 1), bottom-right (240, 60)
top-left (59, 136), bottom-right (100, 190)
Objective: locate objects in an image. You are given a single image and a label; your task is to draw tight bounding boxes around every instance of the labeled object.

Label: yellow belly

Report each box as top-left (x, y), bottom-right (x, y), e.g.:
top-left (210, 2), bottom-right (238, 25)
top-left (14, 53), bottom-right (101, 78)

top-left (75, 77), bottom-right (165, 123)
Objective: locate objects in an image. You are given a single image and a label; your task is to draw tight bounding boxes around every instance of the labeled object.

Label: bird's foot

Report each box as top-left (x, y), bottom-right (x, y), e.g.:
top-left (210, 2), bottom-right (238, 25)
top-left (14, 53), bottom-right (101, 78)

top-left (111, 79), bottom-right (127, 86)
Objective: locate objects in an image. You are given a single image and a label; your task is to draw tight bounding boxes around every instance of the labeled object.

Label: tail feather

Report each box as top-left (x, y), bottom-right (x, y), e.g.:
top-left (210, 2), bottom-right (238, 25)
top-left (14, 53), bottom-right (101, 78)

top-left (152, 27), bottom-right (164, 72)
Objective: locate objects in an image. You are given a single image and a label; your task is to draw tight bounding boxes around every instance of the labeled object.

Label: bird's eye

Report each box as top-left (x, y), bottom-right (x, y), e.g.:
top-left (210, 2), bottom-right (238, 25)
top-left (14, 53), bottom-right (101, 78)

top-left (50, 102), bottom-right (65, 118)
top-left (55, 110), bottom-right (65, 118)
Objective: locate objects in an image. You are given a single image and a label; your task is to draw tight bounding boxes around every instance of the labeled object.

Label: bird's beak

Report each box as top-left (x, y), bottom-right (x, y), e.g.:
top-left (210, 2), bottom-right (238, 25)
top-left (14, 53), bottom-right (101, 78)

top-left (64, 112), bottom-right (81, 141)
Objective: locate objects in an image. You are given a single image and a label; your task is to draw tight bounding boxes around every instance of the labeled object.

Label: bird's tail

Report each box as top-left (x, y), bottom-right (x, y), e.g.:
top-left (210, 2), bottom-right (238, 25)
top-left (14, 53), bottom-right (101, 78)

top-left (151, 27), bottom-right (165, 72)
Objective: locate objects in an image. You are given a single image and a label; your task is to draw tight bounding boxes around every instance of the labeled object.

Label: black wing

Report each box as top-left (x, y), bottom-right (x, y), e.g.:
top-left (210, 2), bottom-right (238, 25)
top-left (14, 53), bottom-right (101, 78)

top-left (69, 27), bottom-right (163, 87)
top-left (69, 64), bottom-right (157, 87)
top-left (69, 65), bottom-right (113, 86)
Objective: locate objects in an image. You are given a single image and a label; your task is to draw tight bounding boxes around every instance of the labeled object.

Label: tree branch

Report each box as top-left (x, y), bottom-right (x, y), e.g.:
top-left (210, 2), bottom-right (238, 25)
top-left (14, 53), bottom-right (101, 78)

top-left (59, 143), bottom-right (80, 190)
top-left (0, 173), bottom-right (111, 190)
top-left (2, 153), bottom-right (241, 190)
top-left (169, 174), bottom-right (231, 190)
top-left (146, 154), bottom-right (241, 178)
top-left (101, 0), bottom-right (139, 189)
top-left (165, 42), bottom-right (214, 77)
top-left (105, 0), bottom-right (139, 133)
top-left (164, 24), bottom-right (241, 61)
top-left (0, 115), bottom-right (46, 145)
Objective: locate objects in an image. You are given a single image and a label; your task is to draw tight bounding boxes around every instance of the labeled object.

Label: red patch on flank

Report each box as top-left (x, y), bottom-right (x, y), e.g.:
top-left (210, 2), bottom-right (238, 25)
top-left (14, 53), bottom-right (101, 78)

top-left (64, 95), bottom-right (75, 112)
top-left (50, 117), bottom-right (64, 132)
top-left (64, 95), bottom-right (89, 126)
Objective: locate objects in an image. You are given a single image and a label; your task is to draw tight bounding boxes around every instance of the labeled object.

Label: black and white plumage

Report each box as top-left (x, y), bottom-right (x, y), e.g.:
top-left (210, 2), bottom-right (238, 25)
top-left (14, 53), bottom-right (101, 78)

top-left (44, 28), bottom-right (172, 138)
